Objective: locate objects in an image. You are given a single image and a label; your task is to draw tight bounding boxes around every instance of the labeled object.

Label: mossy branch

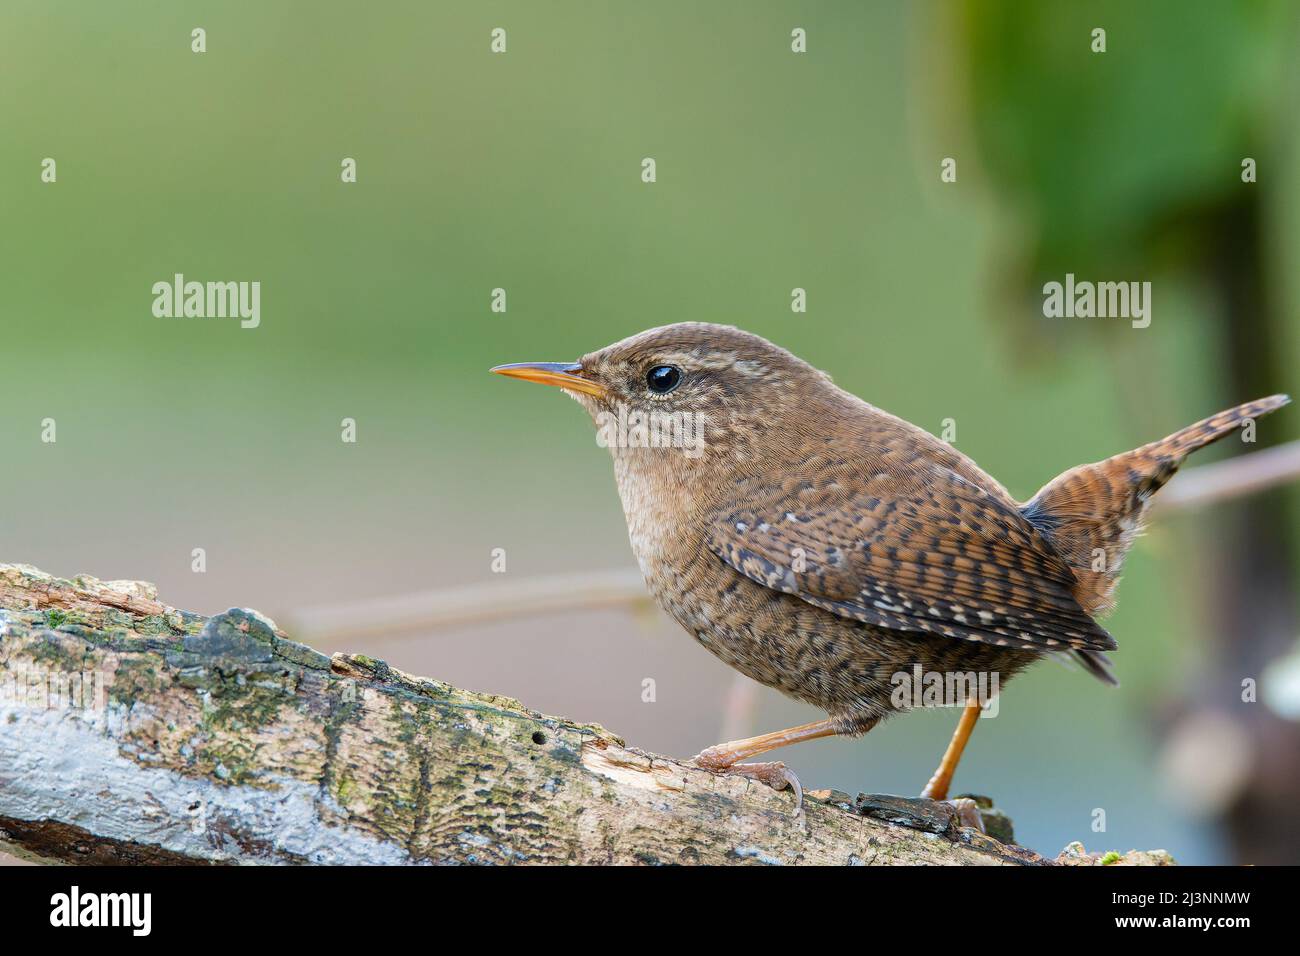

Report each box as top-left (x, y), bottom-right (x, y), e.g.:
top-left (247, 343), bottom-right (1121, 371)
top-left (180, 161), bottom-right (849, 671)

top-left (0, 564), bottom-right (1170, 866)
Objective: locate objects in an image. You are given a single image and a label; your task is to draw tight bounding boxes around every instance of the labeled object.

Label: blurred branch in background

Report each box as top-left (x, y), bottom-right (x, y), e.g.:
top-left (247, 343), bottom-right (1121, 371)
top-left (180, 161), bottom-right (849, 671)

top-left (1156, 440), bottom-right (1300, 511)
top-left (291, 569), bottom-right (650, 647)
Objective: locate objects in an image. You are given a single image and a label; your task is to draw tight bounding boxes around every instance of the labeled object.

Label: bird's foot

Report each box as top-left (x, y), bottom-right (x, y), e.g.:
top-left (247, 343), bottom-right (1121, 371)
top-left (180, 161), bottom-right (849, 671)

top-left (691, 749), bottom-right (804, 815)
top-left (919, 780), bottom-right (984, 831)
top-left (941, 796), bottom-right (985, 833)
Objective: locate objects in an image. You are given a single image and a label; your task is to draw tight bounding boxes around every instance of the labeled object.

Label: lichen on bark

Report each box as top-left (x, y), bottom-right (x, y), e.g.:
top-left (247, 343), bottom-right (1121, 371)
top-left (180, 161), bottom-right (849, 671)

top-left (0, 564), bottom-right (1172, 866)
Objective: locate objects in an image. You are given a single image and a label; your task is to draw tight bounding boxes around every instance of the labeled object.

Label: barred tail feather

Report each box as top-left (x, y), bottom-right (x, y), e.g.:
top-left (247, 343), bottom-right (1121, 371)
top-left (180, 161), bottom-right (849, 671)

top-left (1022, 394), bottom-right (1290, 620)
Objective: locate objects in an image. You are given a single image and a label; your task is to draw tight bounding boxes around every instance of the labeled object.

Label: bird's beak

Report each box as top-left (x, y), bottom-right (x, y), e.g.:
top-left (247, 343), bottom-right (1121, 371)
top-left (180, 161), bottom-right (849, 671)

top-left (490, 362), bottom-right (608, 398)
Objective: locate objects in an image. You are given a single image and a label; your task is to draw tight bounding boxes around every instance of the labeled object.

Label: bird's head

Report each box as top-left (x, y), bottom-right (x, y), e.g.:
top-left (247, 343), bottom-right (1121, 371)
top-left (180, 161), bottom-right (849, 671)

top-left (492, 323), bottom-right (835, 478)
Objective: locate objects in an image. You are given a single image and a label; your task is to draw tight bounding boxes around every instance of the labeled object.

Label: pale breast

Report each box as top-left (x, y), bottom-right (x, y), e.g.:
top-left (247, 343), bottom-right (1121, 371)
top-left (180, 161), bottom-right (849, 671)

top-left (611, 453), bottom-right (686, 572)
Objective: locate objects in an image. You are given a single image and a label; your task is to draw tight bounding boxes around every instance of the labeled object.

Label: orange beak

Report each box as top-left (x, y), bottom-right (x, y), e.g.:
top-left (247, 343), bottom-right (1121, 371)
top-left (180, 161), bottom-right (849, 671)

top-left (490, 362), bottom-right (608, 399)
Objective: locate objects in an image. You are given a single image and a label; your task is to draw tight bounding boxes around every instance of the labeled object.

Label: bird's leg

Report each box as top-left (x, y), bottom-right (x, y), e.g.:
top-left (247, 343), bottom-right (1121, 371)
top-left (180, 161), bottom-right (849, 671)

top-left (690, 718), bottom-right (839, 811)
top-left (920, 698), bottom-right (983, 801)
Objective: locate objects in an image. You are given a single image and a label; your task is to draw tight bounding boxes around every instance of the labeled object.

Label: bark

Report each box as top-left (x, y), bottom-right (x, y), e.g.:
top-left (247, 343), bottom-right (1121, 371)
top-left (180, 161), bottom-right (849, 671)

top-left (0, 564), bottom-right (1171, 866)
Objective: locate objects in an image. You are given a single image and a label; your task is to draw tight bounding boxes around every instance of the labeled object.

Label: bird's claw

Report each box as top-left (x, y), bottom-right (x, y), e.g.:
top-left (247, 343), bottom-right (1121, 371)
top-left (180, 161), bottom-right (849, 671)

top-left (942, 796), bottom-right (985, 833)
top-left (691, 757), bottom-right (805, 816)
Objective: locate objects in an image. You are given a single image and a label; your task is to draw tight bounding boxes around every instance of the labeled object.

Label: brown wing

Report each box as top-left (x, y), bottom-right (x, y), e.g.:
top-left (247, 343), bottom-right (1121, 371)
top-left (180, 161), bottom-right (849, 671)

top-left (706, 462), bottom-right (1116, 654)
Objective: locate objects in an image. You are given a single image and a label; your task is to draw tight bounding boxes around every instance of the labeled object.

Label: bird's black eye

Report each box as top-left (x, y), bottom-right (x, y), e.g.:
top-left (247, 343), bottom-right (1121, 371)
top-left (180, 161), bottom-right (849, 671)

top-left (646, 365), bottom-right (682, 394)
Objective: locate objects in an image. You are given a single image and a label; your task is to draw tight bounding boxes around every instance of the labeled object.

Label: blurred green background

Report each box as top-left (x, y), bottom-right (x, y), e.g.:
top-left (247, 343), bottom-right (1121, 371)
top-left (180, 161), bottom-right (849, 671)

top-left (3, 1), bottom-right (1299, 863)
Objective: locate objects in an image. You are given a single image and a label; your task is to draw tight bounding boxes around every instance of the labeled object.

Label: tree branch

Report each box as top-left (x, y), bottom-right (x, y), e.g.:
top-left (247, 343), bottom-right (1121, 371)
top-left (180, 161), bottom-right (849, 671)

top-left (0, 564), bottom-right (1170, 866)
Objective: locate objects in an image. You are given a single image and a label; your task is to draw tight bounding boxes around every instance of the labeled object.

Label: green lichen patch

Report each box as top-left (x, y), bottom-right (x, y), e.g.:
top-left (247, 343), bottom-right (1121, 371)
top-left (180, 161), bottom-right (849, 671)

top-left (18, 632), bottom-right (98, 673)
top-left (335, 772), bottom-right (355, 804)
top-left (130, 613), bottom-right (188, 637)
top-left (272, 636), bottom-right (332, 670)
top-left (156, 660), bottom-right (310, 787)
top-left (202, 670), bottom-right (299, 733)
top-left (108, 657), bottom-right (163, 710)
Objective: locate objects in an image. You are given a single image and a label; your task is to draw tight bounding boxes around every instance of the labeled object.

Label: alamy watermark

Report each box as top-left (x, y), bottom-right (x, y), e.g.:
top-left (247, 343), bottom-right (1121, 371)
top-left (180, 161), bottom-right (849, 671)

top-left (1, 660), bottom-right (108, 710)
top-left (152, 273), bottom-right (260, 329)
top-left (1043, 273), bottom-right (1150, 329)
top-left (50, 886), bottom-right (151, 936)
top-left (595, 403), bottom-right (707, 459)
top-left (890, 665), bottom-right (1000, 717)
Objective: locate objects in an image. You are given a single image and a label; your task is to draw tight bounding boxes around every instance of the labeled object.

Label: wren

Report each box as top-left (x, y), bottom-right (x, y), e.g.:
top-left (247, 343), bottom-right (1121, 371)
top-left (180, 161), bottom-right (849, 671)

top-left (493, 323), bottom-right (1288, 808)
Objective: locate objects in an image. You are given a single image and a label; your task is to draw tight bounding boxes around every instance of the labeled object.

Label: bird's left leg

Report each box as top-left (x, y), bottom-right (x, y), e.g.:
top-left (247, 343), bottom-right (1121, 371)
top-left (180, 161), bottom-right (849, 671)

top-left (690, 718), bottom-right (840, 810)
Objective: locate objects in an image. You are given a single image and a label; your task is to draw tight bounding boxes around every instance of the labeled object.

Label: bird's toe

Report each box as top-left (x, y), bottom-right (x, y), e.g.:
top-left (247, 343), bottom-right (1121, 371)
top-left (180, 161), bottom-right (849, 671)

top-left (694, 759), bottom-right (804, 815)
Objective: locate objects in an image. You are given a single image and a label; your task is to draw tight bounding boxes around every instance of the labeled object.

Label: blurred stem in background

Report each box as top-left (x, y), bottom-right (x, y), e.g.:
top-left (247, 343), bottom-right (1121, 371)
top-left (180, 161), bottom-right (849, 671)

top-left (947, 0), bottom-right (1300, 862)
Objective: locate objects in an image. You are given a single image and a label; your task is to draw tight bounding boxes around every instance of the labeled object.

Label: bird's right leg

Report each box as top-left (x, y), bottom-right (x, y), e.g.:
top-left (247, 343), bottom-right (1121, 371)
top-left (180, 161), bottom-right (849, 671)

top-left (920, 697), bottom-right (982, 801)
top-left (920, 698), bottom-right (987, 831)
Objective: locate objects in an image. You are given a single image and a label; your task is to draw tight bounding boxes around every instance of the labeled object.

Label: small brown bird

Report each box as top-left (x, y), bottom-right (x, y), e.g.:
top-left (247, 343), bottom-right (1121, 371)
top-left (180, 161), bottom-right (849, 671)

top-left (493, 323), bottom-right (1288, 808)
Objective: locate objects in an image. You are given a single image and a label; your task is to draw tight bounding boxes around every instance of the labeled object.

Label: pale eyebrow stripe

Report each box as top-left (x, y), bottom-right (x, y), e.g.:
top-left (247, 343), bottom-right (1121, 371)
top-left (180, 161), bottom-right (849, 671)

top-left (647, 350), bottom-right (769, 376)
